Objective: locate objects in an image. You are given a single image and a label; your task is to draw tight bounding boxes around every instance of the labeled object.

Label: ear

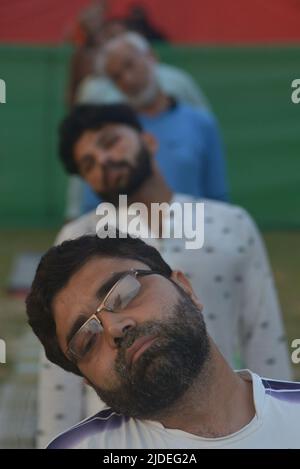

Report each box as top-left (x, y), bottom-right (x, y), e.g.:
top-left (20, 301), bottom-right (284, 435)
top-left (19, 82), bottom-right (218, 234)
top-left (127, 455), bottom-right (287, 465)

top-left (141, 132), bottom-right (158, 156)
top-left (170, 270), bottom-right (203, 311)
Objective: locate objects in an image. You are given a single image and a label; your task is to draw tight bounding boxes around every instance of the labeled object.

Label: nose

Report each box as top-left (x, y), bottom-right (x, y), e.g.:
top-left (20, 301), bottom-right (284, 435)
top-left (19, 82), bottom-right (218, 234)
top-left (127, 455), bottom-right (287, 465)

top-left (122, 70), bottom-right (138, 92)
top-left (98, 310), bottom-right (137, 348)
top-left (95, 148), bottom-right (110, 166)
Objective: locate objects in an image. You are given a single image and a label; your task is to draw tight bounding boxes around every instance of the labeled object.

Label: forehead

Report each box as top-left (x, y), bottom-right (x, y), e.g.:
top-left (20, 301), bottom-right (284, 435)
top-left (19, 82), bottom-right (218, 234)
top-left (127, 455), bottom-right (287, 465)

top-left (54, 256), bottom-right (149, 308)
top-left (106, 43), bottom-right (145, 65)
top-left (74, 124), bottom-right (140, 155)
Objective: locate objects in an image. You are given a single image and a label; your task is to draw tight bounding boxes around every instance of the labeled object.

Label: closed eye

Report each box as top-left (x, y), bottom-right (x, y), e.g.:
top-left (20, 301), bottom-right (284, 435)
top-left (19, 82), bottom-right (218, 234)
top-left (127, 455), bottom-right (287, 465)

top-left (79, 155), bottom-right (96, 175)
top-left (82, 334), bottom-right (98, 358)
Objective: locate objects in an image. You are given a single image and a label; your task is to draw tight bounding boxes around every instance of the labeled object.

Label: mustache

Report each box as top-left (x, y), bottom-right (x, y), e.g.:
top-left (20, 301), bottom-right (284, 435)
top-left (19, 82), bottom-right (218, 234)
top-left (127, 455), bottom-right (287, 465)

top-left (101, 160), bottom-right (132, 189)
top-left (102, 160), bottom-right (132, 171)
top-left (114, 321), bottom-right (164, 380)
top-left (117, 321), bottom-right (161, 355)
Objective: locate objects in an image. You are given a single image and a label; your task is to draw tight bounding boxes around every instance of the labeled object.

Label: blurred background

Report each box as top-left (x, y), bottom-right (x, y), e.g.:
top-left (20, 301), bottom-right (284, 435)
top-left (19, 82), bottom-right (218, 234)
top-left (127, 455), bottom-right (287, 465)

top-left (0, 0), bottom-right (300, 448)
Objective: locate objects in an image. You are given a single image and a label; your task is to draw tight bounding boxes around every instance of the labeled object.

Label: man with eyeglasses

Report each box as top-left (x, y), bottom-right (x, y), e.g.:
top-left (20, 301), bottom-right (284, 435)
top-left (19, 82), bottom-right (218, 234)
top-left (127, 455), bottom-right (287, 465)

top-left (26, 234), bottom-right (300, 449)
top-left (34, 103), bottom-right (291, 448)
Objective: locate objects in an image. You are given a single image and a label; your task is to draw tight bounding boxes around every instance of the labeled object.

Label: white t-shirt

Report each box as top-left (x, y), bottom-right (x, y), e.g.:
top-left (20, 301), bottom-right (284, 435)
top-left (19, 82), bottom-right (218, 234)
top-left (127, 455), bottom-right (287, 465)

top-left (47, 371), bottom-right (300, 449)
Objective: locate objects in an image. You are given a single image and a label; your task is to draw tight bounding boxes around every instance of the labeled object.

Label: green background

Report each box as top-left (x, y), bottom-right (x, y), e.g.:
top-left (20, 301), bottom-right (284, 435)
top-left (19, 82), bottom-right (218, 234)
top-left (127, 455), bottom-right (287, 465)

top-left (0, 44), bottom-right (299, 228)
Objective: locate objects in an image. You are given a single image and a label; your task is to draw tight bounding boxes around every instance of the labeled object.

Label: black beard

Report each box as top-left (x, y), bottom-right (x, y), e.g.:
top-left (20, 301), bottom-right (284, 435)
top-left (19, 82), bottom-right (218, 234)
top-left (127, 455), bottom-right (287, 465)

top-left (92, 293), bottom-right (210, 420)
top-left (96, 143), bottom-right (152, 205)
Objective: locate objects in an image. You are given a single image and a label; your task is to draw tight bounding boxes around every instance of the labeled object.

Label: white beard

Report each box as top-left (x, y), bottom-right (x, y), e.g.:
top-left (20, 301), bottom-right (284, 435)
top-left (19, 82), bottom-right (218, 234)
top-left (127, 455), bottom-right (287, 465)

top-left (127, 66), bottom-right (161, 109)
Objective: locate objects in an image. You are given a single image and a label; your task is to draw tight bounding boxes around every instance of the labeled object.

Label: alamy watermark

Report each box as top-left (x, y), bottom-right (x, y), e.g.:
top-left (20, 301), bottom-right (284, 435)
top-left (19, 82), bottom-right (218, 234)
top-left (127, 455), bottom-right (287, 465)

top-left (95, 195), bottom-right (205, 249)
top-left (291, 339), bottom-right (300, 364)
top-left (0, 339), bottom-right (6, 364)
top-left (0, 79), bottom-right (6, 103)
top-left (0, 81), bottom-right (6, 361)
top-left (291, 79), bottom-right (300, 104)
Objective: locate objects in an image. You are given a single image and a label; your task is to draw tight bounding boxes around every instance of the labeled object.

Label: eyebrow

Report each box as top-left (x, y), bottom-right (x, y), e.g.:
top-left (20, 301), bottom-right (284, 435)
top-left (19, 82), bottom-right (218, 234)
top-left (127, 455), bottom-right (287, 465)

top-left (65, 270), bottom-right (130, 347)
top-left (96, 131), bottom-right (120, 148)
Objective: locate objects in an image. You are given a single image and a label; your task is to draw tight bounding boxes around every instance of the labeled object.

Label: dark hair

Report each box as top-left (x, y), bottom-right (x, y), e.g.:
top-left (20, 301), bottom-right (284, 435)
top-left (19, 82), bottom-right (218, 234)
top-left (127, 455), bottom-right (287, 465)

top-left (26, 234), bottom-right (172, 376)
top-left (59, 104), bottom-right (143, 174)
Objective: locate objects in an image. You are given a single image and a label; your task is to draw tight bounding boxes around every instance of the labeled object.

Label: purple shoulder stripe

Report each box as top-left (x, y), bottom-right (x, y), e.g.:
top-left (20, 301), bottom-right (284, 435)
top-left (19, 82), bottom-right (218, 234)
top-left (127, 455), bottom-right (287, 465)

top-left (262, 378), bottom-right (300, 404)
top-left (47, 408), bottom-right (126, 449)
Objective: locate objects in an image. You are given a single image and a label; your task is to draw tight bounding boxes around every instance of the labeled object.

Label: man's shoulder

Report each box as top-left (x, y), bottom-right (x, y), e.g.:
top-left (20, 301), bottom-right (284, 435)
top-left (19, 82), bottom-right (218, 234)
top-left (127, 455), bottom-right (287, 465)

top-left (262, 377), bottom-right (300, 401)
top-left (76, 76), bottom-right (123, 105)
top-left (172, 101), bottom-right (215, 126)
top-left (55, 210), bottom-right (97, 245)
top-left (47, 408), bottom-right (124, 449)
top-left (173, 195), bottom-right (255, 239)
top-left (259, 377), bottom-right (300, 430)
top-left (175, 194), bottom-right (248, 219)
top-left (158, 63), bottom-right (193, 82)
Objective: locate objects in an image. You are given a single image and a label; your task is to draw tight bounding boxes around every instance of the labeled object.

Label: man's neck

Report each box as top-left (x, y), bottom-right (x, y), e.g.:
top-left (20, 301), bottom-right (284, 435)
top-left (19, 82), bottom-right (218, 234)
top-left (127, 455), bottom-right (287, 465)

top-left (128, 168), bottom-right (173, 213)
top-left (155, 344), bottom-right (255, 438)
top-left (137, 91), bottom-right (171, 117)
top-left (126, 169), bottom-right (173, 237)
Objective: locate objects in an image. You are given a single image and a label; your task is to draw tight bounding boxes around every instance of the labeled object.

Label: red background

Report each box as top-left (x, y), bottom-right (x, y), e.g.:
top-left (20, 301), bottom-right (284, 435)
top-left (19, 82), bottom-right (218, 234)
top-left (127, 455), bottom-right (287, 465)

top-left (1, 0), bottom-right (300, 44)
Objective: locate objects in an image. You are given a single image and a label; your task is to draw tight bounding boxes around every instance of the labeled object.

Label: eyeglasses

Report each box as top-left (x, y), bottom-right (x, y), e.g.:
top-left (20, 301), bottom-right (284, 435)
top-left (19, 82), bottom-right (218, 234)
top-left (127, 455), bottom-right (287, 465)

top-left (67, 269), bottom-right (162, 362)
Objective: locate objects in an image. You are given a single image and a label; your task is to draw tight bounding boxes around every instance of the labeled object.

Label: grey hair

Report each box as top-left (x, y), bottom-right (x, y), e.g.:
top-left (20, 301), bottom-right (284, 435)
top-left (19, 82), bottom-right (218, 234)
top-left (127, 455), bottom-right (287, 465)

top-left (97, 32), bottom-right (152, 74)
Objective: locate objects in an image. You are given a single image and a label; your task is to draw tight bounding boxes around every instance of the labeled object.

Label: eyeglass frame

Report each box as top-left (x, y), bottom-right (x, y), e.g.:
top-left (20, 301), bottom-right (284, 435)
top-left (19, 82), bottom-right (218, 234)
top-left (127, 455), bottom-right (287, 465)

top-left (66, 268), bottom-right (163, 362)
